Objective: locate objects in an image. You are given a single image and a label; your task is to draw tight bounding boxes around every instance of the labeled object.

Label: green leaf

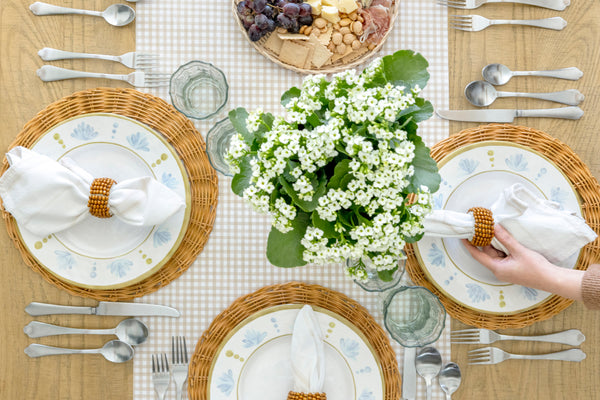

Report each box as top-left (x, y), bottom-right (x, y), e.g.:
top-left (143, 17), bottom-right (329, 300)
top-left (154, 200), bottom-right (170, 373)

top-left (377, 268), bottom-right (397, 282)
top-left (281, 87), bottom-right (301, 107)
top-left (382, 50), bottom-right (430, 90)
top-left (266, 212), bottom-right (310, 267)
top-left (397, 99), bottom-right (434, 123)
top-left (328, 159), bottom-right (351, 189)
top-left (306, 112), bottom-right (322, 128)
top-left (278, 173), bottom-right (327, 213)
top-left (312, 212), bottom-right (338, 238)
top-left (231, 157), bottom-right (253, 196)
top-left (228, 108), bottom-right (253, 145)
top-left (407, 135), bottom-right (440, 193)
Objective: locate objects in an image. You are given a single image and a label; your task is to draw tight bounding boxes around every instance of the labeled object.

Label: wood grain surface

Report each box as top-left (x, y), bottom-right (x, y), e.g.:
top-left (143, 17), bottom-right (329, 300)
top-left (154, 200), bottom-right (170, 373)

top-left (1, 0), bottom-right (600, 399)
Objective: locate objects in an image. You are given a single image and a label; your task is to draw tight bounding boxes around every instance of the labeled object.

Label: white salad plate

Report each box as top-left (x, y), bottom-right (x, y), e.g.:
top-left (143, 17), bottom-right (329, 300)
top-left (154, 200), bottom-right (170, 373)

top-left (18, 113), bottom-right (191, 289)
top-left (414, 141), bottom-right (582, 314)
top-left (208, 304), bottom-right (384, 400)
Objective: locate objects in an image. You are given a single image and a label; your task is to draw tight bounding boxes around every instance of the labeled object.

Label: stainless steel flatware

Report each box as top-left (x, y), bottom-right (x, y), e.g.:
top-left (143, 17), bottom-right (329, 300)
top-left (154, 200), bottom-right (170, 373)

top-left (450, 15), bottom-right (567, 32)
top-left (38, 48), bottom-right (159, 70)
top-left (37, 65), bottom-right (170, 88)
top-left (402, 347), bottom-right (417, 400)
top-left (30, 2), bottom-right (135, 27)
top-left (26, 301), bottom-right (180, 317)
top-left (24, 318), bottom-right (149, 345)
top-left (25, 339), bottom-right (134, 363)
top-left (452, 327), bottom-right (585, 346)
top-left (436, 106), bottom-right (583, 122)
top-left (172, 336), bottom-right (189, 400)
top-left (482, 63), bottom-right (583, 85)
top-left (465, 80), bottom-right (584, 106)
top-left (437, 0), bottom-right (569, 11)
top-left (152, 353), bottom-right (170, 400)
top-left (468, 346), bottom-right (586, 365)
top-left (438, 363), bottom-right (461, 400)
top-left (415, 347), bottom-right (442, 400)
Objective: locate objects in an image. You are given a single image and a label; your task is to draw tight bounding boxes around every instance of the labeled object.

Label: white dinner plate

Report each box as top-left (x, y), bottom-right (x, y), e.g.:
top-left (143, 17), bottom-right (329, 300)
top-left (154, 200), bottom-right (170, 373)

top-left (208, 304), bottom-right (385, 400)
top-left (17, 113), bottom-right (191, 289)
top-left (414, 141), bottom-right (582, 314)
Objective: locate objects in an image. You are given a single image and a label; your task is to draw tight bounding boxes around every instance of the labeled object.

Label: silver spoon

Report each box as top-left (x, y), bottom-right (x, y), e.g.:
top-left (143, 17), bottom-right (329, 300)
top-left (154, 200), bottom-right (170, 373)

top-left (24, 318), bottom-right (149, 345)
top-left (465, 80), bottom-right (584, 107)
top-left (30, 2), bottom-right (136, 27)
top-left (438, 362), bottom-right (461, 400)
top-left (482, 63), bottom-right (583, 86)
top-left (24, 339), bottom-right (134, 363)
top-left (416, 346), bottom-right (443, 400)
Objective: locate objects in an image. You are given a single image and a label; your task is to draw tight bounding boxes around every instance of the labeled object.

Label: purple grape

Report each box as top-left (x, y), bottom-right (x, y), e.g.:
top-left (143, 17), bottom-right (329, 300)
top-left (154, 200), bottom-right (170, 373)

top-left (248, 24), bottom-right (263, 41)
top-left (288, 18), bottom-right (300, 33)
top-left (298, 2), bottom-right (312, 16)
top-left (266, 19), bottom-right (276, 32)
top-left (282, 2), bottom-right (300, 17)
top-left (254, 13), bottom-right (270, 29)
top-left (276, 13), bottom-right (293, 28)
top-left (262, 4), bottom-right (275, 18)
top-left (237, 0), bottom-right (252, 16)
top-left (253, 0), bottom-right (267, 13)
top-left (242, 14), bottom-right (255, 29)
top-left (298, 14), bottom-right (313, 26)
top-left (276, 0), bottom-right (287, 8)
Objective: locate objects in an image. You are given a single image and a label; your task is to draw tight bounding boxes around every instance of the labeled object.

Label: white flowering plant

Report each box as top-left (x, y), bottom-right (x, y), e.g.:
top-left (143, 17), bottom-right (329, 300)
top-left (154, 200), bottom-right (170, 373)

top-left (225, 50), bottom-right (440, 281)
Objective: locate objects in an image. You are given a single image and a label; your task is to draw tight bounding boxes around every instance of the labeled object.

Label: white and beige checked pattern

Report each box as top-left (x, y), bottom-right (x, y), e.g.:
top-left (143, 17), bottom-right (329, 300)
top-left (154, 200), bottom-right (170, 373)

top-left (134, 1), bottom-right (450, 399)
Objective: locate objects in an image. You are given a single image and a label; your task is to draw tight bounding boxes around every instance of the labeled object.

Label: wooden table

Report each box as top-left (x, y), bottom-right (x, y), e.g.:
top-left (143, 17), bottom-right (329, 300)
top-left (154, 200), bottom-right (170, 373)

top-left (1, 0), bottom-right (599, 398)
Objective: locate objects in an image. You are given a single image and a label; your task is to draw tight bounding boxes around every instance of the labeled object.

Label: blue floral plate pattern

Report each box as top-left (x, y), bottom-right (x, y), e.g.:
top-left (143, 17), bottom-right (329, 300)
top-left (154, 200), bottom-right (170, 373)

top-left (208, 304), bottom-right (384, 400)
top-left (414, 141), bottom-right (582, 314)
top-left (18, 113), bottom-right (191, 289)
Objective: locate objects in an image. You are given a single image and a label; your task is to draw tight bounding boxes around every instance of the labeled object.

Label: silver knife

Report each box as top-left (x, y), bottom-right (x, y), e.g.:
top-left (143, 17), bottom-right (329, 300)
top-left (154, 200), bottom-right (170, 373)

top-left (436, 106), bottom-right (583, 122)
top-left (25, 301), bottom-right (180, 317)
top-left (402, 347), bottom-right (417, 400)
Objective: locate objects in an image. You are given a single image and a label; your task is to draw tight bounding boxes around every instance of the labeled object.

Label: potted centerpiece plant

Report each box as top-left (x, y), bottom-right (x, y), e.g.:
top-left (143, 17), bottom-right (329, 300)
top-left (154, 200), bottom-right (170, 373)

top-left (225, 50), bottom-right (440, 281)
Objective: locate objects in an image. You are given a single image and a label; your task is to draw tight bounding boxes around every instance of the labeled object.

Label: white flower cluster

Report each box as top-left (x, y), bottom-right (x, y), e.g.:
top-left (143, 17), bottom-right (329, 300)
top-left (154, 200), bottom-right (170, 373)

top-left (226, 59), bottom-right (434, 278)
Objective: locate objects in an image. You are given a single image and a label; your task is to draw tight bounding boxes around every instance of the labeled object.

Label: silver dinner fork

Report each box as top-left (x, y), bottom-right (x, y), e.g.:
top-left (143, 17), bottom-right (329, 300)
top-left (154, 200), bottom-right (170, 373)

top-left (449, 15), bottom-right (567, 32)
top-left (152, 353), bottom-right (170, 400)
top-left (38, 48), bottom-right (160, 70)
top-left (172, 336), bottom-right (189, 400)
top-left (451, 328), bottom-right (585, 346)
top-left (437, 0), bottom-right (569, 11)
top-left (37, 65), bottom-right (170, 88)
top-left (468, 347), bottom-right (586, 365)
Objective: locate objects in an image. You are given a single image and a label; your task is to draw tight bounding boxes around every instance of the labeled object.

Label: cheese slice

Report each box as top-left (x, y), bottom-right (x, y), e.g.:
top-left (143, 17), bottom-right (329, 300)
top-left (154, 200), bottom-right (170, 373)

top-left (321, 5), bottom-right (340, 23)
top-left (321, 0), bottom-right (338, 6)
top-left (305, 0), bottom-right (322, 15)
top-left (337, 0), bottom-right (358, 14)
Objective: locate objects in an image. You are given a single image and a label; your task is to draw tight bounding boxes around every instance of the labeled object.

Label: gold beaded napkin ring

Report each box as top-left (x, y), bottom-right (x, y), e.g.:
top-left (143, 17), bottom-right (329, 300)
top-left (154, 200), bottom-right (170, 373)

top-left (87, 177), bottom-right (116, 218)
top-left (287, 392), bottom-right (327, 400)
top-left (468, 207), bottom-right (494, 247)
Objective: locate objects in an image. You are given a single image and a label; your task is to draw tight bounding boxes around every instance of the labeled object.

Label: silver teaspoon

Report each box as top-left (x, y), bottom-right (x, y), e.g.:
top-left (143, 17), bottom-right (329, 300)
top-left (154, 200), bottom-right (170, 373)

top-left (482, 63), bottom-right (583, 86)
top-left (416, 347), bottom-right (443, 400)
top-left (24, 339), bottom-right (134, 363)
top-left (24, 318), bottom-right (149, 346)
top-left (30, 2), bottom-right (136, 27)
top-left (465, 80), bottom-right (584, 107)
top-left (439, 362), bottom-right (461, 400)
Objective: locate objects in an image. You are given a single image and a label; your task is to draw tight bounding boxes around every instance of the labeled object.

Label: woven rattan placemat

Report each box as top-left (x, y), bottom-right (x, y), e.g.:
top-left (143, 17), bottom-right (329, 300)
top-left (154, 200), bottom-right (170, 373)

top-left (406, 123), bottom-right (600, 329)
top-left (1, 87), bottom-right (219, 300)
top-left (188, 281), bottom-right (401, 400)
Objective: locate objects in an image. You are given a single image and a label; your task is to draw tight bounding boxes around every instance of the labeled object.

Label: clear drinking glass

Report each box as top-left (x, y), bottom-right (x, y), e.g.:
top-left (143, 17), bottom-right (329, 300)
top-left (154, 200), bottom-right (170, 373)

top-left (206, 117), bottom-right (236, 176)
top-left (169, 60), bottom-right (228, 120)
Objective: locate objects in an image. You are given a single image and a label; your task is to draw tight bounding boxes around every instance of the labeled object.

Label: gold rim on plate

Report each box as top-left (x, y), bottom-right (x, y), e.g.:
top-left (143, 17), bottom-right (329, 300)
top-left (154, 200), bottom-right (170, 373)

top-left (188, 282), bottom-right (401, 400)
top-left (0, 87), bottom-right (219, 301)
top-left (405, 123), bottom-right (600, 329)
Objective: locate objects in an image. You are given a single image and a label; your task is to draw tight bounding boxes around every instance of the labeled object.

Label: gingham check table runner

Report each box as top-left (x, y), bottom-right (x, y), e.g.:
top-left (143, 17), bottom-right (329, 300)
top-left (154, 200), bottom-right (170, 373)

top-left (134, 1), bottom-right (450, 399)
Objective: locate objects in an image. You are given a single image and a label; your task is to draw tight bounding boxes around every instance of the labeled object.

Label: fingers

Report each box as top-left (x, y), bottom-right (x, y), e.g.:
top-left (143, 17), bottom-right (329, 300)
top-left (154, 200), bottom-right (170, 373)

top-left (493, 224), bottom-right (525, 254)
top-left (462, 239), bottom-right (495, 264)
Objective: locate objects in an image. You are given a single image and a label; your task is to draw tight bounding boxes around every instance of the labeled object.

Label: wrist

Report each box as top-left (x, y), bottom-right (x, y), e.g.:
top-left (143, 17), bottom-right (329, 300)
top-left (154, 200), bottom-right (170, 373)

top-left (541, 262), bottom-right (584, 301)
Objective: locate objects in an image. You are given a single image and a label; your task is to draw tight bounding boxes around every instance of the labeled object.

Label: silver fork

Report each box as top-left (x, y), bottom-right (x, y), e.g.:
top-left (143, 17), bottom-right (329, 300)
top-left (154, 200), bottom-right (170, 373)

top-left (38, 48), bottom-right (159, 70)
top-left (172, 336), bottom-right (189, 400)
top-left (437, 0), bottom-right (569, 11)
top-left (152, 353), bottom-right (170, 400)
top-left (449, 15), bottom-right (567, 32)
top-left (37, 65), bottom-right (170, 88)
top-left (452, 328), bottom-right (585, 346)
top-left (468, 346), bottom-right (586, 365)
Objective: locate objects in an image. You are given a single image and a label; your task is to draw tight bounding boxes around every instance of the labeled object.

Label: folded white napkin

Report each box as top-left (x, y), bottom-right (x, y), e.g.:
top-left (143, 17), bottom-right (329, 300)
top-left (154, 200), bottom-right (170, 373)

top-left (0, 146), bottom-right (185, 236)
top-left (290, 305), bottom-right (326, 393)
top-left (423, 183), bottom-right (597, 263)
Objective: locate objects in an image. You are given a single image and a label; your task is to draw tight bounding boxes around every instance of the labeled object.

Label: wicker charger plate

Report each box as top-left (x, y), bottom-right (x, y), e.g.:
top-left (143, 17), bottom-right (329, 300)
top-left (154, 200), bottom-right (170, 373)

top-left (1, 87), bottom-right (219, 301)
top-left (232, 0), bottom-right (398, 74)
top-left (405, 123), bottom-right (600, 329)
top-left (189, 281), bottom-right (401, 400)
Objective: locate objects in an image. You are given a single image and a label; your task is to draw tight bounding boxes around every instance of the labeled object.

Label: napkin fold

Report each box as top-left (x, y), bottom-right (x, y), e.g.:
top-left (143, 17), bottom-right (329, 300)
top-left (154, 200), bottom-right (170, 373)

top-left (0, 146), bottom-right (185, 236)
top-left (423, 183), bottom-right (597, 263)
top-left (290, 305), bottom-right (326, 394)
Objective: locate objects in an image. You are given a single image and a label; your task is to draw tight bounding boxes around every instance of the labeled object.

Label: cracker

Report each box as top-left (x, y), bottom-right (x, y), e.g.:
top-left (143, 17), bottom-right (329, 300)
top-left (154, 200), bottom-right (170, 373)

top-left (317, 26), bottom-right (333, 46)
top-left (303, 42), bottom-right (316, 69)
top-left (341, 45), bottom-right (369, 63)
top-left (331, 45), bottom-right (353, 63)
top-left (279, 41), bottom-right (311, 68)
top-left (278, 33), bottom-right (310, 41)
top-left (264, 32), bottom-right (284, 55)
top-left (311, 42), bottom-right (333, 68)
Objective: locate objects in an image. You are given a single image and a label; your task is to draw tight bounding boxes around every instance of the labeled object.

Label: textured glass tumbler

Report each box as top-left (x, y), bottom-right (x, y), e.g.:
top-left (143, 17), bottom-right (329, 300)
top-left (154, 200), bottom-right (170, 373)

top-left (206, 117), bottom-right (236, 176)
top-left (169, 61), bottom-right (228, 120)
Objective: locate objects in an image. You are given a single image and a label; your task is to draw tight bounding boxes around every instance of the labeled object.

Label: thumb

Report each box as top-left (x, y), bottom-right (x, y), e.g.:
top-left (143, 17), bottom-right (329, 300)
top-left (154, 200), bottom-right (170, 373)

top-left (493, 224), bottom-right (525, 254)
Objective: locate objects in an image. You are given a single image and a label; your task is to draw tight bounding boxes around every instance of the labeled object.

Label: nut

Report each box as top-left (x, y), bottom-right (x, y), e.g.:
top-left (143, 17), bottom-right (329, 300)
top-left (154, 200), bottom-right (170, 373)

top-left (351, 21), bottom-right (363, 35)
top-left (351, 39), bottom-right (361, 50)
top-left (343, 33), bottom-right (356, 45)
top-left (331, 31), bottom-right (343, 45)
top-left (336, 43), bottom-right (347, 54)
top-left (300, 25), bottom-right (306, 34)
top-left (314, 17), bottom-right (327, 29)
top-left (368, 43), bottom-right (376, 50)
top-left (349, 11), bottom-right (358, 20)
top-left (340, 18), bottom-right (352, 27)
top-left (327, 42), bottom-right (336, 52)
top-left (340, 26), bottom-right (351, 35)
top-left (357, 15), bottom-right (364, 22)
top-left (304, 26), bottom-right (313, 36)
